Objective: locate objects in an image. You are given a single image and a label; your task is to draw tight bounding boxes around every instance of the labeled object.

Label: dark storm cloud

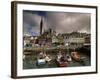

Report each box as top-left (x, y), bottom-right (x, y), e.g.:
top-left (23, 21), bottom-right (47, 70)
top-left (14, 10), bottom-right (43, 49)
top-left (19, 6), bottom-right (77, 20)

top-left (23, 10), bottom-right (91, 35)
top-left (23, 11), bottom-right (41, 27)
top-left (45, 12), bottom-right (90, 33)
top-left (23, 11), bottom-right (41, 35)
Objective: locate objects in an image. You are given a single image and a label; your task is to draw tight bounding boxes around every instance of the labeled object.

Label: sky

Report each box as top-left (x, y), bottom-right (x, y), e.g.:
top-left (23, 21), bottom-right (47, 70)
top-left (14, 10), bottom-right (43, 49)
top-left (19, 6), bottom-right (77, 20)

top-left (23, 10), bottom-right (91, 36)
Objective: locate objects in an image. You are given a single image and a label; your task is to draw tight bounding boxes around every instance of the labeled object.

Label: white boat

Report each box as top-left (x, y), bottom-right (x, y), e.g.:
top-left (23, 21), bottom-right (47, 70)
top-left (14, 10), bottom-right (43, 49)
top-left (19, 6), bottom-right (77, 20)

top-left (37, 58), bottom-right (46, 65)
top-left (66, 55), bottom-right (72, 62)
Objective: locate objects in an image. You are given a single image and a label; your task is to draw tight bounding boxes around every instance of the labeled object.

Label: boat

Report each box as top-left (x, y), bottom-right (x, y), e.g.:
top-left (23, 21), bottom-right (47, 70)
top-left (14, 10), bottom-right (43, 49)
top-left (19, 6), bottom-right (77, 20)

top-left (71, 51), bottom-right (80, 61)
top-left (36, 58), bottom-right (46, 65)
top-left (66, 55), bottom-right (72, 62)
top-left (56, 56), bottom-right (68, 67)
top-left (36, 54), bottom-right (52, 65)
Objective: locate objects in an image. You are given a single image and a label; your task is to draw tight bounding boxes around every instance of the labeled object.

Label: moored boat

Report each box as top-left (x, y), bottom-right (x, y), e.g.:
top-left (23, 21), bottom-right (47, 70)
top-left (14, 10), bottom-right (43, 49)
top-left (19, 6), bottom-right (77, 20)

top-left (56, 56), bottom-right (68, 67)
top-left (37, 58), bottom-right (46, 65)
top-left (71, 51), bottom-right (80, 61)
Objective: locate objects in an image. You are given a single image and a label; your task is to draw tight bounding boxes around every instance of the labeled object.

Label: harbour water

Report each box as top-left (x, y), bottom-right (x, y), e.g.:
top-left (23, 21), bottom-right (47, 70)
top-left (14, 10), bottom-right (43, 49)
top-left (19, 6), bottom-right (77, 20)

top-left (23, 49), bottom-right (91, 69)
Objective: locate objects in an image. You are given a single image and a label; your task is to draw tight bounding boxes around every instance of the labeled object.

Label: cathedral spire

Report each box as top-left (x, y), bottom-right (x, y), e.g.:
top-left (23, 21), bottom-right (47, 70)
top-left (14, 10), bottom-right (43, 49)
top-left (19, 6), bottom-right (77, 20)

top-left (40, 17), bottom-right (43, 35)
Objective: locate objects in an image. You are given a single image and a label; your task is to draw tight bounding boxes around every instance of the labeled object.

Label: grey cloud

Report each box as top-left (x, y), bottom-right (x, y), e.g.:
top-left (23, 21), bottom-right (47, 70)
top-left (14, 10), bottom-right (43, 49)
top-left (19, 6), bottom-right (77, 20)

top-left (45, 12), bottom-right (90, 33)
top-left (23, 11), bottom-right (91, 35)
top-left (23, 11), bottom-right (41, 27)
top-left (23, 11), bottom-right (42, 35)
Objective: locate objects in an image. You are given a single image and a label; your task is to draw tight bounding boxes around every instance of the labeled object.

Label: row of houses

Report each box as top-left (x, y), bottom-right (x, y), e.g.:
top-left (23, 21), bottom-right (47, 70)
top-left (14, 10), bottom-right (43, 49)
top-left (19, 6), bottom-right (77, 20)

top-left (24, 30), bottom-right (90, 49)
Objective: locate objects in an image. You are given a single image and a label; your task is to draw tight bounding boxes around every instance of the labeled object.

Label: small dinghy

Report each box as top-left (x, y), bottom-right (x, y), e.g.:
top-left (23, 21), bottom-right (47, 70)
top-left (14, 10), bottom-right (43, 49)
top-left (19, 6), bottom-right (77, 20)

top-left (66, 55), bottom-right (72, 62)
top-left (37, 58), bottom-right (46, 65)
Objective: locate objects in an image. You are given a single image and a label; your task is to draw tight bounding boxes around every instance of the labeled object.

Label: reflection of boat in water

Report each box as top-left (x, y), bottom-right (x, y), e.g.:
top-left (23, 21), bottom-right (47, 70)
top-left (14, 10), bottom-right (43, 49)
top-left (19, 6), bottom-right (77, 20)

top-left (56, 56), bottom-right (68, 67)
top-left (71, 51), bottom-right (80, 61)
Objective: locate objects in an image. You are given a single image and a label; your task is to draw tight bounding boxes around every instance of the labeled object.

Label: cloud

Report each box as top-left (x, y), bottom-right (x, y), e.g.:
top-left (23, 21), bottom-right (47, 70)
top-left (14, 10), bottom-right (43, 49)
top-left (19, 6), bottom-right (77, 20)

top-left (23, 11), bottom-right (41, 35)
top-left (23, 10), bottom-right (91, 35)
top-left (45, 12), bottom-right (90, 33)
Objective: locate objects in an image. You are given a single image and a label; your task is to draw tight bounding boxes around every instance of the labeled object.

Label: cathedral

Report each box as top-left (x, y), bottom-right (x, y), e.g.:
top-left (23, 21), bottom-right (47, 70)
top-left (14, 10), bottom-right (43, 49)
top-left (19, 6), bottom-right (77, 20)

top-left (38, 18), bottom-right (52, 46)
